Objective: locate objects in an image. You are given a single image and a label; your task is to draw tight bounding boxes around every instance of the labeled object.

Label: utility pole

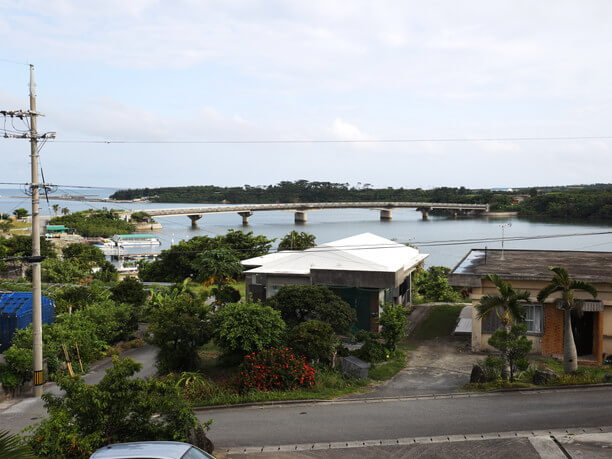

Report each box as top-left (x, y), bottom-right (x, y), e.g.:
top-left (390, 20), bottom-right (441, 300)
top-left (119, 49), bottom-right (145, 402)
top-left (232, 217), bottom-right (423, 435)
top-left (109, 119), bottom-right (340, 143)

top-left (1, 64), bottom-right (55, 397)
top-left (29, 64), bottom-right (44, 397)
top-left (500, 222), bottom-right (512, 261)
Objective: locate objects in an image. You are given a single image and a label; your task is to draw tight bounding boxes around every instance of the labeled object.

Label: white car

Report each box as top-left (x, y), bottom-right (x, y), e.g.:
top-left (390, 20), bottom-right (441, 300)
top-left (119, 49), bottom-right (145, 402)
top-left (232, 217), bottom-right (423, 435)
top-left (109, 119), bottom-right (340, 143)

top-left (90, 441), bottom-right (215, 459)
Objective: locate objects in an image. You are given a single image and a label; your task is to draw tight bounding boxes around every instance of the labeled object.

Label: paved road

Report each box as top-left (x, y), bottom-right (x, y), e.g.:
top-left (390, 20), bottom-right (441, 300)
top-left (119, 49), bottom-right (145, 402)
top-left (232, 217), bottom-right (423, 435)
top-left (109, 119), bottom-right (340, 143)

top-left (200, 386), bottom-right (612, 448)
top-left (0, 344), bottom-right (158, 434)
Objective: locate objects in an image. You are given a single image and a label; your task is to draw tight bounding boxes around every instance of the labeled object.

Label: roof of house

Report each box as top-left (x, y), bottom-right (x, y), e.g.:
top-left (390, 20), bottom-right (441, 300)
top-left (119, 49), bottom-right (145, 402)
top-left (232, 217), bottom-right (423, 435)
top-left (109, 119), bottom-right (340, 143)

top-left (449, 249), bottom-right (612, 284)
top-left (242, 233), bottom-right (428, 276)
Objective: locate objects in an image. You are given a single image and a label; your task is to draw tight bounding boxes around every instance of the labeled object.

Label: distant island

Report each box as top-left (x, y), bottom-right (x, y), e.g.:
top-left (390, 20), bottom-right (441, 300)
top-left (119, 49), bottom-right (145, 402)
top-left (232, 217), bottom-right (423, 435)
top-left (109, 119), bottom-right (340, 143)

top-left (110, 181), bottom-right (612, 220)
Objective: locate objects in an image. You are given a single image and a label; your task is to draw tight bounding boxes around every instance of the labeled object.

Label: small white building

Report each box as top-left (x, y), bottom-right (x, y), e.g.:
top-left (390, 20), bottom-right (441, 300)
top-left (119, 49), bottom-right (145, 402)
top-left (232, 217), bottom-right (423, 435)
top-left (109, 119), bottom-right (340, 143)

top-left (242, 233), bottom-right (428, 331)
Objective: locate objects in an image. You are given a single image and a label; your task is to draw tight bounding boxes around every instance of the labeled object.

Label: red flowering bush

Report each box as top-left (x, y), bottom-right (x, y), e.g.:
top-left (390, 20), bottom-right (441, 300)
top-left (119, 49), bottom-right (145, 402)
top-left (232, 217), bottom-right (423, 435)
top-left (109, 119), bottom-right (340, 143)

top-left (239, 348), bottom-right (316, 392)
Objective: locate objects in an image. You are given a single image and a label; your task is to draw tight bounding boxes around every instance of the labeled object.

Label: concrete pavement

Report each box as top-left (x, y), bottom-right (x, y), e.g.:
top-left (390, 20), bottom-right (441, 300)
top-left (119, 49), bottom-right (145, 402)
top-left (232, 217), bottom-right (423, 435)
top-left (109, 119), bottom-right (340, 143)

top-left (0, 344), bottom-right (158, 434)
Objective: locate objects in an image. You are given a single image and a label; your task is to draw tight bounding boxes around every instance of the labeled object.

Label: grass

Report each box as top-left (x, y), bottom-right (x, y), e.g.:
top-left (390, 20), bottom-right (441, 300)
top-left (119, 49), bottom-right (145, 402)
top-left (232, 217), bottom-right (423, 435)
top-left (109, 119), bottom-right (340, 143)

top-left (410, 304), bottom-right (464, 340)
top-left (368, 342), bottom-right (416, 381)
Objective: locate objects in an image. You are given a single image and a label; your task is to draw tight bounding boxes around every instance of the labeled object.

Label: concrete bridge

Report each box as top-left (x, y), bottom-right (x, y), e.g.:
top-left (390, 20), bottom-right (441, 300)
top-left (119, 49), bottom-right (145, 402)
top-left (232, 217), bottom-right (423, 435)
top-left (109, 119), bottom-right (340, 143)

top-left (122, 202), bottom-right (489, 227)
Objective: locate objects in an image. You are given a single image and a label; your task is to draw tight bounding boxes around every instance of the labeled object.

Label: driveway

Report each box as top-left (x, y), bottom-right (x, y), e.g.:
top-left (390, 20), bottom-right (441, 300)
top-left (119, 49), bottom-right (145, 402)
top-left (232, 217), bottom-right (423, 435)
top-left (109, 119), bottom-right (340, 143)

top-left (346, 335), bottom-right (480, 399)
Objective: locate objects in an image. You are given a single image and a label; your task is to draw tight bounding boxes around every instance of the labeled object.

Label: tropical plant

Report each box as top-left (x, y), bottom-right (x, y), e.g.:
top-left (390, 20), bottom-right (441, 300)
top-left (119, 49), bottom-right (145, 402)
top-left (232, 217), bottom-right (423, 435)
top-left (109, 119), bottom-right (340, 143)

top-left (475, 274), bottom-right (531, 379)
top-left (191, 248), bottom-right (243, 285)
top-left (277, 231), bottom-right (316, 250)
top-left (110, 277), bottom-right (148, 306)
top-left (488, 324), bottom-right (532, 382)
top-left (0, 430), bottom-right (35, 458)
top-left (212, 302), bottom-right (286, 356)
top-left (537, 266), bottom-right (598, 372)
top-left (52, 203), bottom-right (60, 215)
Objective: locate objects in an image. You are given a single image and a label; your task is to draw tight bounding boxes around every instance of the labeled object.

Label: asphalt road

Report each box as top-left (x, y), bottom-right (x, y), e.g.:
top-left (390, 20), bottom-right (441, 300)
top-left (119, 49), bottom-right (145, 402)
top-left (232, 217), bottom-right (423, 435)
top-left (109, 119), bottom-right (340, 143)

top-left (201, 386), bottom-right (612, 448)
top-left (0, 344), bottom-right (158, 434)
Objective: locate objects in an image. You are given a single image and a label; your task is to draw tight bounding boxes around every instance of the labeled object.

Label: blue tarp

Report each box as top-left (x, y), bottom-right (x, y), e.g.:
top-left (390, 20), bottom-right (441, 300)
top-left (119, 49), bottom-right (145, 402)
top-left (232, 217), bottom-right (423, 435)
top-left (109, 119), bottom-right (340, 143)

top-left (0, 292), bottom-right (54, 350)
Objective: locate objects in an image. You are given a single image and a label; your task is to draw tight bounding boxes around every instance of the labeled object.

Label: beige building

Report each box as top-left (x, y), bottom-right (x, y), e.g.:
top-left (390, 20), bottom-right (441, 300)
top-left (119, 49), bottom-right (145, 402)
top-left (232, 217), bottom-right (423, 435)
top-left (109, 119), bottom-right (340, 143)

top-left (449, 249), bottom-right (612, 365)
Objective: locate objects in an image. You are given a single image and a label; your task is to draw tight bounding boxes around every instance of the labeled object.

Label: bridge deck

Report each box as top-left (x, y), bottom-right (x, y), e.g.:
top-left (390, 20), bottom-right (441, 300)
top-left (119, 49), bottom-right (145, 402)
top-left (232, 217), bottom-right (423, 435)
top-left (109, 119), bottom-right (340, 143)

top-left (136, 202), bottom-right (489, 217)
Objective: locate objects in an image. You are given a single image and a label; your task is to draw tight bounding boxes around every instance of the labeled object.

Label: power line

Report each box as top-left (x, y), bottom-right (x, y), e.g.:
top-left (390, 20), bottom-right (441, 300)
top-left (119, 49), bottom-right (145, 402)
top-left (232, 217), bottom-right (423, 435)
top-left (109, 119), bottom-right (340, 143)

top-left (44, 135), bottom-right (612, 145)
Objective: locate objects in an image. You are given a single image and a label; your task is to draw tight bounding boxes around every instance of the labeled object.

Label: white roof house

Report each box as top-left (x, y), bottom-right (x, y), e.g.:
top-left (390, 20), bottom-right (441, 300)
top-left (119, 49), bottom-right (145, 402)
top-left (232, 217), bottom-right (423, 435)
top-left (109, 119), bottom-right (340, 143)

top-left (242, 233), bottom-right (428, 275)
top-left (243, 234), bottom-right (428, 329)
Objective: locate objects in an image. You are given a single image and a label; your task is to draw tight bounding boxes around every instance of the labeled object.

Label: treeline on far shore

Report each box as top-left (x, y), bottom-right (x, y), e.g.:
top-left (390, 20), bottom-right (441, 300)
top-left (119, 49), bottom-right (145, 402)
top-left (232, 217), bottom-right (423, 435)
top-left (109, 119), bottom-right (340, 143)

top-left (110, 181), bottom-right (612, 220)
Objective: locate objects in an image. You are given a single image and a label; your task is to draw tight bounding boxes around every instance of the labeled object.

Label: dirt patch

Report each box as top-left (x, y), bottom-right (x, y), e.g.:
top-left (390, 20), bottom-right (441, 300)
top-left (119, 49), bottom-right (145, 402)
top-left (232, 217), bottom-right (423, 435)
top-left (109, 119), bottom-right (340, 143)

top-left (407, 336), bottom-right (478, 374)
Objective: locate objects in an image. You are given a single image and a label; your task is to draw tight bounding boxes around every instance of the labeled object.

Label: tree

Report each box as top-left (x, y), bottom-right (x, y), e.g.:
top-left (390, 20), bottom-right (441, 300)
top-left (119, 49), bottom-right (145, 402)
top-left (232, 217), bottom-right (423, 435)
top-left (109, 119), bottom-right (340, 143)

top-left (287, 320), bottom-right (335, 363)
top-left (147, 293), bottom-right (213, 373)
top-left (537, 267), bottom-right (598, 373)
top-left (488, 324), bottom-right (532, 382)
top-left (220, 229), bottom-right (274, 259)
top-left (267, 285), bottom-right (356, 334)
top-left (13, 208), bottom-right (28, 219)
top-left (278, 231), bottom-right (316, 251)
top-left (110, 277), bottom-right (148, 306)
top-left (475, 274), bottom-right (530, 379)
top-left (62, 243), bottom-right (106, 267)
top-left (52, 203), bottom-right (60, 215)
top-left (413, 266), bottom-right (463, 303)
top-left (25, 357), bottom-right (199, 458)
top-left (212, 302), bottom-right (286, 356)
top-left (0, 221), bottom-right (12, 233)
top-left (379, 303), bottom-right (408, 351)
top-left (0, 430), bottom-right (34, 459)
top-left (61, 207), bottom-right (69, 215)
top-left (40, 258), bottom-right (89, 284)
top-left (191, 248), bottom-right (243, 285)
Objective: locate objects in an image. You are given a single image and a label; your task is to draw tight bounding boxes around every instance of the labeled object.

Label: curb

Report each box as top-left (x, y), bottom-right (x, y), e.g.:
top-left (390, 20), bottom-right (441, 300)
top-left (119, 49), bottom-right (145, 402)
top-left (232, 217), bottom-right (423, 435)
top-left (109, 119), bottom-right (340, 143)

top-left (195, 382), bottom-right (612, 411)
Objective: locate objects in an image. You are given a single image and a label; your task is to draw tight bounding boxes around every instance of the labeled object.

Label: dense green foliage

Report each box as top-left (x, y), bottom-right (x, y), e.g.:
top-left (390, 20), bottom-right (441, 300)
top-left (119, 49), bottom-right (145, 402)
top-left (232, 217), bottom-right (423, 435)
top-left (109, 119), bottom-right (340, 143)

top-left (212, 302), bottom-right (286, 356)
top-left (379, 303), bottom-right (408, 351)
top-left (147, 293), bottom-right (213, 374)
top-left (48, 210), bottom-right (135, 237)
top-left (353, 331), bottom-right (390, 363)
top-left (0, 235), bottom-right (56, 258)
top-left (413, 266), bottom-right (464, 303)
top-left (1, 300), bottom-right (139, 388)
top-left (267, 285), bottom-right (356, 334)
top-left (488, 325), bottom-right (532, 382)
top-left (61, 243), bottom-right (106, 266)
top-left (139, 230), bottom-right (273, 282)
top-left (110, 277), bottom-right (148, 306)
top-left (13, 208), bottom-right (28, 219)
top-left (52, 281), bottom-right (111, 314)
top-left (518, 188), bottom-right (612, 219)
top-left (191, 248), bottom-right (243, 284)
top-left (277, 231), bottom-right (316, 250)
top-left (0, 430), bottom-right (34, 459)
top-left (111, 181), bottom-right (612, 220)
top-left (410, 304), bottom-right (464, 340)
top-left (287, 320), bottom-right (335, 363)
top-left (25, 358), bottom-right (198, 458)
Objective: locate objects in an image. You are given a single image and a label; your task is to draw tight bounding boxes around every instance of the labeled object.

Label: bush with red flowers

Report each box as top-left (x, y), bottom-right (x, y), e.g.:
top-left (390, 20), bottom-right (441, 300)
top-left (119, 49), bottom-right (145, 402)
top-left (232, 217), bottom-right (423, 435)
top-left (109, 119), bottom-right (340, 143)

top-left (239, 348), bottom-right (316, 392)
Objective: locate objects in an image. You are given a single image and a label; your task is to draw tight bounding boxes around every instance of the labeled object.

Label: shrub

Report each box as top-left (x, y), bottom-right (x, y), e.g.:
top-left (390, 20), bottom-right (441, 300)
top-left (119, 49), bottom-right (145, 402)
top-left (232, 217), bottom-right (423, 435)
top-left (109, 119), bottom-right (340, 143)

top-left (148, 293), bottom-right (213, 374)
top-left (239, 348), bottom-right (316, 392)
top-left (213, 302), bottom-right (286, 356)
top-left (287, 320), bottom-right (335, 363)
top-left (212, 285), bottom-right (241, 304)
top-left (488, 324), bottom-right (532, 382)
top-left (379, 303), bottom-right (408, 351)
top-left (481, 355), bottom-right (504, 381)
top-left (267, 285), bottom-right (356, 334)
top-left (354, 332), bottom-right (390, 363)
top-left (110, 277), bottom-right (148, 306)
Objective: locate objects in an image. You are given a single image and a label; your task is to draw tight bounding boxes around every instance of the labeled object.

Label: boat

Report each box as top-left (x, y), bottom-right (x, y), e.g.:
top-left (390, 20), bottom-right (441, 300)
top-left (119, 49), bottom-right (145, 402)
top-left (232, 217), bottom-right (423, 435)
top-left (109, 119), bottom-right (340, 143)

top-left (111, 234), bottom-right (162, 247)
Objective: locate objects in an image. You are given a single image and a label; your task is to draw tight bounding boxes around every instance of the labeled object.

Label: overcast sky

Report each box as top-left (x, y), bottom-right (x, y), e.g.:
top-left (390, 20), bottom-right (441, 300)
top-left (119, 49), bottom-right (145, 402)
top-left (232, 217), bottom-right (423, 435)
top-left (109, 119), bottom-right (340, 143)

top-left (1, 1), bottom-right (611, 190)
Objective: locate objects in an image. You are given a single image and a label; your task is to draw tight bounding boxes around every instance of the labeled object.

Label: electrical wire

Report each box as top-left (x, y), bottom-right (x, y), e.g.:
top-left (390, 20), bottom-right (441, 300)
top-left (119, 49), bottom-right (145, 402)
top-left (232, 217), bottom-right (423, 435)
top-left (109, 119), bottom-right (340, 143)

top-left (47, 135), bottom-right (612, 145)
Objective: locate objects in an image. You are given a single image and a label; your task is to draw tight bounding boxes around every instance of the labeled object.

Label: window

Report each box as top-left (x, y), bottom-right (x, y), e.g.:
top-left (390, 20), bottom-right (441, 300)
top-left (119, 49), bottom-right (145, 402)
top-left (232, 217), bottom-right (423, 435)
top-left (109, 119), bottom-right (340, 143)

top-left (481, 304), bottom-right (542, 334)
top-left (524, 304), bottom-right (543, 334)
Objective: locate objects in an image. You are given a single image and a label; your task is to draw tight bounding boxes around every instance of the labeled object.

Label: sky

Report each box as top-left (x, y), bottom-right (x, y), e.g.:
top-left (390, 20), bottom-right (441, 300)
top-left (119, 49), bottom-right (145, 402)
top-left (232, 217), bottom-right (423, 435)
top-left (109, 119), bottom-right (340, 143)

top-left (1, 0), bottom-right (611, 190)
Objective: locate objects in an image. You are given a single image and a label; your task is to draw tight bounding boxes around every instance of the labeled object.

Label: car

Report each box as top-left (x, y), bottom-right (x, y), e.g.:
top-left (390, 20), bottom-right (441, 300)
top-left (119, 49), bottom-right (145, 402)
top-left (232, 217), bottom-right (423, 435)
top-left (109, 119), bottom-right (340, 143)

top-left (89, 441), bottom-right (215, 459)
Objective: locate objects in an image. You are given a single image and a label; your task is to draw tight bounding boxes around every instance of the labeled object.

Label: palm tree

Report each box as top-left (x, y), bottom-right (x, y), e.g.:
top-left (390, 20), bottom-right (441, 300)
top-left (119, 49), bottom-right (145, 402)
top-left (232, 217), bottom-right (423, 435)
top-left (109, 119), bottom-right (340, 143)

top-left (61, 207), bottom-right (69, 215)
top-left (476, 274), bottom-right (531, 379)
top-left (537, 267), bottom-right (597, 373)
top-left (52, 203), bottom-right (59, 215)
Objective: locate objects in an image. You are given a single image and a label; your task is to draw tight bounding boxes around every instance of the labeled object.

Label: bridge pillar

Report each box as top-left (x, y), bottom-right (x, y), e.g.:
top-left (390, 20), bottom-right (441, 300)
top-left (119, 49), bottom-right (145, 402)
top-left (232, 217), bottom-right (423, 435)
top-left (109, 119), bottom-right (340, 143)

top-left (420, 209), bottom-right (430, 220)
top-left (188, 214), bottom-right (202, 227)
top-left (380, 209), bottom-right (392, 221)
top-left (294, 211), bottom-right (307, 224)
top-left (238, 211), bottom-right (252, 225)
